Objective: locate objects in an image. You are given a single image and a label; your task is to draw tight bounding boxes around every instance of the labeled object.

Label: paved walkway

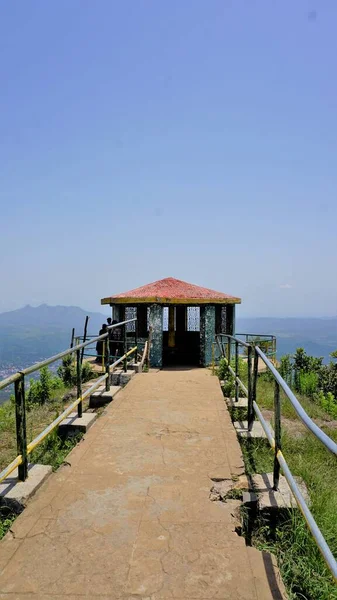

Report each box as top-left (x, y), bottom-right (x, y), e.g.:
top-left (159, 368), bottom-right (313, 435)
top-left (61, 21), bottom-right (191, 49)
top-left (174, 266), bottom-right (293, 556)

top-left (0, 369), bottom-right (284, 599)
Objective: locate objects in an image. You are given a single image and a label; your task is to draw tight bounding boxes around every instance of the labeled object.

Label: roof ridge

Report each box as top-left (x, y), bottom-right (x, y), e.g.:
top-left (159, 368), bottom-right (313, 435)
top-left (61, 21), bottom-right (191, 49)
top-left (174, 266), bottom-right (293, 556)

top-left (101, 277), bottom-right (241, 305)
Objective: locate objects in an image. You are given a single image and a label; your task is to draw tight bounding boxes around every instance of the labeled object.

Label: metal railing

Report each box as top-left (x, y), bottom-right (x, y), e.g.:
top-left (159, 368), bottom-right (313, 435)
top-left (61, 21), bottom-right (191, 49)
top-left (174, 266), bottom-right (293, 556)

top-left (76, 319), bottom-right (140, 374)
top-left (215, 333), bottom-right (337, 582)
top-left (0, 319), bottom-right (138, 484)
top-left (235, 333), bottom-right (277, 361)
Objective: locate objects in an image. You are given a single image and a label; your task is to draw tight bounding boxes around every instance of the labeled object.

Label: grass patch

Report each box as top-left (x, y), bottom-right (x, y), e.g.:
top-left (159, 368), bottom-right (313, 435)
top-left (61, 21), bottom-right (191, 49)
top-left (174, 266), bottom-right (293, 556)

top-left (219, 356), bottom-right (337, 598)
top-left (0, 388), bottom-right (83, 473)
top-left (257, 375), bottom-right (332, 421)
top-left (30, 429), bottom-right (83, 471)
top-left (0, 506), bottom-right (17, 541)
top-left (239, 426), bottom-right (337, 599)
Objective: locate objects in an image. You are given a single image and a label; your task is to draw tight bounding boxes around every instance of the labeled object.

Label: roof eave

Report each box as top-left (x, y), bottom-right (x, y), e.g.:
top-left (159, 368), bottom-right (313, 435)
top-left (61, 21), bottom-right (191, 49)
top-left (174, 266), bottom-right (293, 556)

top-left (101, 296), bottom-right (242, 306)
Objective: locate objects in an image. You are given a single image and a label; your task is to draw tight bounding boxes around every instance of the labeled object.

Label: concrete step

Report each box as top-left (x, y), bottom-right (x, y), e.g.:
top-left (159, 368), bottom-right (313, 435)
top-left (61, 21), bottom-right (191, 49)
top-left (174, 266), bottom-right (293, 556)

top-left (243, 473), bottom-right (310, 511)
top-left (233, 420), bottom-right (267, 439)
top-left (128, 362), bottom-right (143, 373)
top-left (226, 397), bottom-right (248, 409)
top-left (0, 464), bottom-right (52, 509)
top-left (89, 385), bottom-right (121, 408)
top-left (110, 369), bottom-right (136, 386)
top-left (58, 411), bottom-right (97, 434)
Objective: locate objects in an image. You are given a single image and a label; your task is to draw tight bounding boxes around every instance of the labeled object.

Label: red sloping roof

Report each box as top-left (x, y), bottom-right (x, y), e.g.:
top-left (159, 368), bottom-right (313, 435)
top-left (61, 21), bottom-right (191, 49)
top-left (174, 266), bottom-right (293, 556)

top-left (101, 277), bottom-right (241, 305)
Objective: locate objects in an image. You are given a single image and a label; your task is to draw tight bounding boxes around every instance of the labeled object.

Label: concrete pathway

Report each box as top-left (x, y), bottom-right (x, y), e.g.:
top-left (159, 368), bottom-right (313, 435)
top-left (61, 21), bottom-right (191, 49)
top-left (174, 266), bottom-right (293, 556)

top-left (0, 369), bottom-right (285, 599)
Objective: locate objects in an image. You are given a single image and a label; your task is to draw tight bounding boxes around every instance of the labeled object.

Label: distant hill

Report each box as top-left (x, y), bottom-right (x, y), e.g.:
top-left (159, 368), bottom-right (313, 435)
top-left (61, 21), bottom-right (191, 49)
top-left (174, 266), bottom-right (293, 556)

top-left (0, 304), bottom-right (107, 370)
top-left (1, 306), bottom-right (337, 377)
top-left (236, 317), bottom-right (337, 362)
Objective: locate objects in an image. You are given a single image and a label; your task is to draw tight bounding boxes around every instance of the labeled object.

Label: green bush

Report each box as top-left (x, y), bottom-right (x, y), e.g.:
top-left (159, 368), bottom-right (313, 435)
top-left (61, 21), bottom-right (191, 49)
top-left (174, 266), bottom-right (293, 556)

top-left (319, 362), bottom-right (337, 399)
top-left (293, 348), bottom-right (323, 375)
top-left (298, 371), bottom-right (319, 398)
top-left (216, 357), bottom-right (230, 380)
top-left (27, 367), bottom-right (63, 406)
top-left (57, 356), bottom-right (94, 387)
top-left (314, 391), bottom-right (337, 418)
top-left (279, 354), bottom-right (292, 385)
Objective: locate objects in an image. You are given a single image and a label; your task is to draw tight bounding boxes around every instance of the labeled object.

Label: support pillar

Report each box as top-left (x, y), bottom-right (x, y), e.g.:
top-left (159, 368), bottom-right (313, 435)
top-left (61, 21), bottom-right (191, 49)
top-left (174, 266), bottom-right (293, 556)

top-left (215, 305), bottom-right (222, 334)
top-left (119, 305), bottom-right (125, 323)
top-left (148, 305), bottom-right (163, 368)
top-left (200, 305), bottom-right (216, 367)
top-left (226, 305), bottom-right (235, 336)
top-left (112, 305), bottom-right (121, 322)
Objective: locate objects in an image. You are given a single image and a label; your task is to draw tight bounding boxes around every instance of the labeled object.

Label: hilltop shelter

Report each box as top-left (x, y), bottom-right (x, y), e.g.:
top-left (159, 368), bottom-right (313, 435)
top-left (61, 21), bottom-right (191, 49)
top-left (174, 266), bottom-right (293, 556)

top-left (101, 277), bottom-right (241, 368)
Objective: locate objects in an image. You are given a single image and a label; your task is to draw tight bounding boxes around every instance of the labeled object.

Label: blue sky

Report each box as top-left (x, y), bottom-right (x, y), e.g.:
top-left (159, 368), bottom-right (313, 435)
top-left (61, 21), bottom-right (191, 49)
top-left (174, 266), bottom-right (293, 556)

top-left (1, 1), bottom-right (337, 317)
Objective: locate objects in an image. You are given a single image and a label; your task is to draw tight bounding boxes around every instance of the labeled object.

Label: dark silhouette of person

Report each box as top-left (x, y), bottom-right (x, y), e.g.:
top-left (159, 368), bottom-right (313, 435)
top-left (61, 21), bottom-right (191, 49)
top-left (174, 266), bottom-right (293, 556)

top-left (96, 323), bottom-right (108, 363)
top-left (109, 320), bottom-right (122, 360)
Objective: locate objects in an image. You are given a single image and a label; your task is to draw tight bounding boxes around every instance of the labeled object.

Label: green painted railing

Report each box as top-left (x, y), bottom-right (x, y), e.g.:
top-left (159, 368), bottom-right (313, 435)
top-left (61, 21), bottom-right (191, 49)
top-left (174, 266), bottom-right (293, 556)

top-left (0, 318), bottom-right (137, 483)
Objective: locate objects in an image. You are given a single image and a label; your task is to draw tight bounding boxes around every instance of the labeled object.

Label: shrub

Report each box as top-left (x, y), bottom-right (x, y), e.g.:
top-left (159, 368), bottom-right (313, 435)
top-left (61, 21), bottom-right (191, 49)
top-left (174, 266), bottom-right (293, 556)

top-left (318, 362), bottom-right (337, 398)
top-left (314, 391), bottom-right (337, 418)
top-left (216, 357), bottom-right (230, 380)
top-left (27, 367), bottom-right (63, 406)
top-left (298, 371), bottom-right (319, 398)
top-left (57, 356), bottom-right (95, 387)
top-left (293, 348), bottom-right (323, 375)
top-left (279, 354), bottom-right (292, 385)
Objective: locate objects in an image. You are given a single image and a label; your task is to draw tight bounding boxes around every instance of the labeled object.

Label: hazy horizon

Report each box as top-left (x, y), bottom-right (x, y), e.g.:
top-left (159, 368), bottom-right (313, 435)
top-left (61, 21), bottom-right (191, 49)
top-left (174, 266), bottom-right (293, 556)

top-left (1, 3), bottom-right (337, 318)
top-left (0, 302), bottom-right (336, 321)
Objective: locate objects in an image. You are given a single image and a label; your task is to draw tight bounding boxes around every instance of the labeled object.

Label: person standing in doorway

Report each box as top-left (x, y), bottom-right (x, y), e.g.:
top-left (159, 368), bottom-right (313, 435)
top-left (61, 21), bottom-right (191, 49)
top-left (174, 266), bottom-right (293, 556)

top-left (96, 323), bottom-right (107, 363)
top-left (110, 320), bottom-right (122, 360)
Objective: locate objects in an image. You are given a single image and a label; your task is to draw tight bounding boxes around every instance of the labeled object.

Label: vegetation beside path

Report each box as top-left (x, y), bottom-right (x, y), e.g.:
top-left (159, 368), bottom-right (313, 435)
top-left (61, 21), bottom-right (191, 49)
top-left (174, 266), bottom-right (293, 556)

top-left (0, 359), bottom-right (96, 539)
top-left (218, 349), bottom-right (337, 600)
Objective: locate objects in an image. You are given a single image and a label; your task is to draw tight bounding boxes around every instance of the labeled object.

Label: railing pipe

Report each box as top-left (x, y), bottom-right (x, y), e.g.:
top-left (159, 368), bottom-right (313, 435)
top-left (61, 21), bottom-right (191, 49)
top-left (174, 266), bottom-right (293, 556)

top-left (123, 324), bottom-right (127, 373)
top-left (255, 347), bottom-right (337, 456)
top-left (14, 375), bottom-right (28, 481)
top-left (0, 319), bottom-right (137, 391)
top-left (105, 338), bottom-right (110, 392)
top-left (135, 320), bottom-right (138, 365)
top-left (76, 346), bottom-right (82, 418)
top-left (253, 400), bottom-right (337, 582)
top-left (273, 380), bottom-right (281, 490)
top-left (227, 337), bottom-right (231, 365)
top-left (247, 345), bottom-right (253, 430)
top-left (235, 341), bottom-right (239, 402)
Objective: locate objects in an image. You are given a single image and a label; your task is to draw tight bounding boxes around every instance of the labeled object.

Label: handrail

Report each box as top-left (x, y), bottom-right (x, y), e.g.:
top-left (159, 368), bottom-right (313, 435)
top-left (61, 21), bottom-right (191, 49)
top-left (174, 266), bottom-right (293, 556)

top-left (253, 401), bottom-right (337, 581)
top-left (0, 317), bottom-right (139, 483)
top-left (140, 341), bottom-right (149, 370)
top-left (0, 318), bottom-right (136, 389)
top-left (215, 333), bottom-right (337, 582)
top-left (234, 333), bottom-right (277, 361)
top-left (255, 346), bottom-right (337, 456)
top-left (216, 332), bottom-right (251, 348)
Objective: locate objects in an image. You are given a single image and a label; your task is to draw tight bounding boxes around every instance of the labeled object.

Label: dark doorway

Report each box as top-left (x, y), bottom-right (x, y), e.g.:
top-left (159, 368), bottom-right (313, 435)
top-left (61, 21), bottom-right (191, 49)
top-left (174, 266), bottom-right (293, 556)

top-left (162, 306), bottom-right (201, 366)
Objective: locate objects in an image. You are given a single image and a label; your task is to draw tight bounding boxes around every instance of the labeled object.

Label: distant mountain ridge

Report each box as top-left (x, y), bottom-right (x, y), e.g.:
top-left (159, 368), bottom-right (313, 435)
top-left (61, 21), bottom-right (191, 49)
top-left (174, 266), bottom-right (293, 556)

top-left (1, 305), bottom-right (337, 376)
top-left (0, 304), bottom-right (107, 330)
top-left (236, 317), bottom-right (337, 361)
top-left (0, 304), bottom-right (107, 369)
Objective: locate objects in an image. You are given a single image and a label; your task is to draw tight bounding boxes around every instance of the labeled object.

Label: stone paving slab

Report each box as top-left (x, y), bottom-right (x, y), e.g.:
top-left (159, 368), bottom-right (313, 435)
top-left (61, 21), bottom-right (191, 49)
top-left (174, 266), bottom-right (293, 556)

top-left (0, 369), bottom-right (285, 599)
